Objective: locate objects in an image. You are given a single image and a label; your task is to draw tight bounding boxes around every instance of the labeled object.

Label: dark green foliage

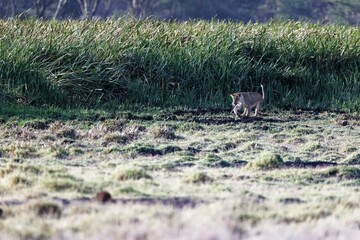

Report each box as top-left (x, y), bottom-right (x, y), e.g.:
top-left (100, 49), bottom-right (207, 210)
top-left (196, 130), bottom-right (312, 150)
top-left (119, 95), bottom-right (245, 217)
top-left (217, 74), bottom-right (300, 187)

top-left (1, 19), bottom-right (360, 110)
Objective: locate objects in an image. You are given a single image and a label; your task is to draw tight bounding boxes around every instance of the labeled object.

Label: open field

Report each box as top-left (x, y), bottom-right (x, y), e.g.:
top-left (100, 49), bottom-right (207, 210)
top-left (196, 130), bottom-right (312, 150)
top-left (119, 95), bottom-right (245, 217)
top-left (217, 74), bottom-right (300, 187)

top-left (1, 17), bottom-right (360, 239)
top-left (0, 108), bottom-right (359, 239)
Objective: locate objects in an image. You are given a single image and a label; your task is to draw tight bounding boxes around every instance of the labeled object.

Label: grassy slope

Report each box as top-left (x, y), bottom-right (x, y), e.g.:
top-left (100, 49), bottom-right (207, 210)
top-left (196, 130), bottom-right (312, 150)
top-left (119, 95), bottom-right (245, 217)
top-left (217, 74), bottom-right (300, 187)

top-left (0, 18), bottom-right (360, 110)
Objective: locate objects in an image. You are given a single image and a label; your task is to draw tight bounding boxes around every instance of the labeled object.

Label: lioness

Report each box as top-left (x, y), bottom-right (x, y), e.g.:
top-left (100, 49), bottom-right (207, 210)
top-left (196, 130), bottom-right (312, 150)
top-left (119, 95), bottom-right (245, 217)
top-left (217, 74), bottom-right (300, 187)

top-left (230, 84), bottom-right (264, 117)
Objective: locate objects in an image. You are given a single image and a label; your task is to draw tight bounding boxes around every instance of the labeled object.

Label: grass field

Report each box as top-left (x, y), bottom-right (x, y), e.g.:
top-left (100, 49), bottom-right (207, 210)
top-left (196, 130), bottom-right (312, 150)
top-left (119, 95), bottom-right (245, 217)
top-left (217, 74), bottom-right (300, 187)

top-left (1, 17), bottom-right (360, 239)
top-left (0, 107), bottom-right (359, 239)
top-left (1, 18), bottom-right (360, 110)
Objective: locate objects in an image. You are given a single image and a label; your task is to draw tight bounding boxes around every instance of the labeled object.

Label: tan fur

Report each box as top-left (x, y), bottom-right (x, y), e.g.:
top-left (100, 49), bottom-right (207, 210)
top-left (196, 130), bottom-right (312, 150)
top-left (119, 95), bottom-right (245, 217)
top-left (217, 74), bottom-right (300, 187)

top-left (230, 84), bottom-right (264, 117)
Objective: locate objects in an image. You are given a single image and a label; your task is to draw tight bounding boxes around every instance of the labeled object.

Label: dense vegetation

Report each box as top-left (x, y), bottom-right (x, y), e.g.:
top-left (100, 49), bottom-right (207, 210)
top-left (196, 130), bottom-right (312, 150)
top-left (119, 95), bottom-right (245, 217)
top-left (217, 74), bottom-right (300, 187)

top-left (1, 18), bottom-right (360, 111)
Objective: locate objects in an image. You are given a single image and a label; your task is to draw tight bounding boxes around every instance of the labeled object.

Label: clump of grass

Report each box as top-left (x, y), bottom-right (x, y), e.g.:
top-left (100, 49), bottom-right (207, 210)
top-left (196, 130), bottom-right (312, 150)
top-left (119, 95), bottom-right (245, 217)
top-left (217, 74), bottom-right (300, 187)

top-left (158, 145), bottom-right (182, 154)
top-left (56, 128), bottom-right (77, 139)
top-left (114, 167), bottom-right (152, 181)
top-left (124, 143), bottom-right (182, 156)
top-left (42, 135), bottom-right (56, 141)
top-left (123, 144), bottom-right (162, 156)
top-left (49, 121), bottom-right (63, 132)
top-left (102, 119), bottom-right (127, 132)
top-left (237, 213), bottom-right (260, 225)
top-left (241, 142), bottom-right (263, 151)
top-left (342, 152), bottom-right (360, 165)
top-left (41, 178), bottom-right (78, 191)
top-left (179, 154), bottom-right (198, 162)
top-left (201, 153), bottom-right (231, 168)
top-left (69, 148), bottom-right (85, 156)
top-left (145, 162), bottom-right (175, 171)
top-left (23, 120), bottom-right (49, 130)
top-left (122, 125), bottom-right (145, 139)
top-left (212, 142), bottom-right (237, 152)
top-left (41, 170), bottom-right (85, 191)
top-left (103, 147), bottom-right (122, 154)
top-left (150, 124), bottom-right (178, 139)
top-left (246, 152), bottom-right (284, 170)
top-left (47, 145), bottom-right (69, 159)
top-left (6, 174), bottom-right (33, 188)
top-left (0, 163), bottom-right (43, 177)
top-left (303, 142), bottom-right (322, 151)
top-left (293, 128), bottom-right (316, 135)
top-left (287, 137), bottom-right (306, 144)
top-left (177, 122), bottom-right (204, 132)
top-left (184, 172), bottom-right (213, 184)
top-left (31, 202), bottom-right (62, 218)
top-left (343, 146), bottom-right (357, 154)
top-left (118, 186), bottom-right (149, 197)
top-left (102, 124), bottom-right (143, 144)
top-left (2, 143), bottom-right (38, 159)
top-left (103, 133), bottom-right (129, 144)
top-left (320, 166), bottom-right (360, 180)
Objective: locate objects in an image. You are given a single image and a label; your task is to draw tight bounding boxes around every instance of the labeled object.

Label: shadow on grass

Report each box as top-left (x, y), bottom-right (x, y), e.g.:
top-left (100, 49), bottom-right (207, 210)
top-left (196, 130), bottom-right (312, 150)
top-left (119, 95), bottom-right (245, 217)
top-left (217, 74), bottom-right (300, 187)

top-left (284, 160), bottom-right (338, 168)
top-left (1, 196), bottom-right (202, 209)
top-left (1, 105), bottom-right (348, 127)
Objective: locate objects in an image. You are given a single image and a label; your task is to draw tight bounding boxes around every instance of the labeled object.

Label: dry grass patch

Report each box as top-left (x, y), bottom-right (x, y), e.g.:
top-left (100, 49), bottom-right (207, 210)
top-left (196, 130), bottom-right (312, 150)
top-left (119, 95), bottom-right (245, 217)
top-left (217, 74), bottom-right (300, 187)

top-left (113, 167), bottom-right (152, 181)
top-left (1, 143), bottom-right (38, 159)
top-left (5, 174), bottom-right (33, 188)
top-left (184, 172), bottom-right (213, 184)
top-left (0, 163), bottom-right (43, 177)
top-left (40, 170), bottom-right (92, 193)
top-left (47, 144), bottom-right (69, 159)
top-left (303, 142), bottom-right (323, 152)
top-left (56, 128), bottom-right (77, 139)
top-left (150, 123), bottom-right (178, 139)
top-left (103, 133), bottom-right (129, 144)
top-left (23, 120), bottom-right (49, 130)
top-left (102, 119), bottom-right (127, 132)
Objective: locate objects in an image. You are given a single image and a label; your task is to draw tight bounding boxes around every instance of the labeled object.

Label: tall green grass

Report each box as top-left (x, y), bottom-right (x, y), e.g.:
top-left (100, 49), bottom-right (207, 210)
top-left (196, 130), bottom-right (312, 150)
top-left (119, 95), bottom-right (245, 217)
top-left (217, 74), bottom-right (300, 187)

top-left (0, 18), bottom-right (360, 110)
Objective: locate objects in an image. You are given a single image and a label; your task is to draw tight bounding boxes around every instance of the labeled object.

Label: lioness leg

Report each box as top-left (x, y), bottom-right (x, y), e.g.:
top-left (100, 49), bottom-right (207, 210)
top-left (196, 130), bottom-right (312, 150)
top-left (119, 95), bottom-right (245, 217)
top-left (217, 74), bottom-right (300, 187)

top-left (241, 108), bottom-right (248, 116)
top-left (254, 103), bottom-right (261, 117)
top-left (233, 104), bottom-right (242, 116)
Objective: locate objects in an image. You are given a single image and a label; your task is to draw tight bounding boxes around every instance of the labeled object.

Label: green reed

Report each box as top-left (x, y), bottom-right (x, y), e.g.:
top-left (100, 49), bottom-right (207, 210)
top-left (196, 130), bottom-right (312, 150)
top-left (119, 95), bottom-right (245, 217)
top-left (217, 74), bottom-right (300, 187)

top-left (0, 18), bottom-right (359, 111)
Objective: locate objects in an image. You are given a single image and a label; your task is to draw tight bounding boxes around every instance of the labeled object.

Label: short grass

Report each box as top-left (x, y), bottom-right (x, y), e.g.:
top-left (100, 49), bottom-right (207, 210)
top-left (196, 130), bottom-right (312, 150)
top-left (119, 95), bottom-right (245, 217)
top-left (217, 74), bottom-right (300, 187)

top-left (0, 108), bottom-right (359, 239)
